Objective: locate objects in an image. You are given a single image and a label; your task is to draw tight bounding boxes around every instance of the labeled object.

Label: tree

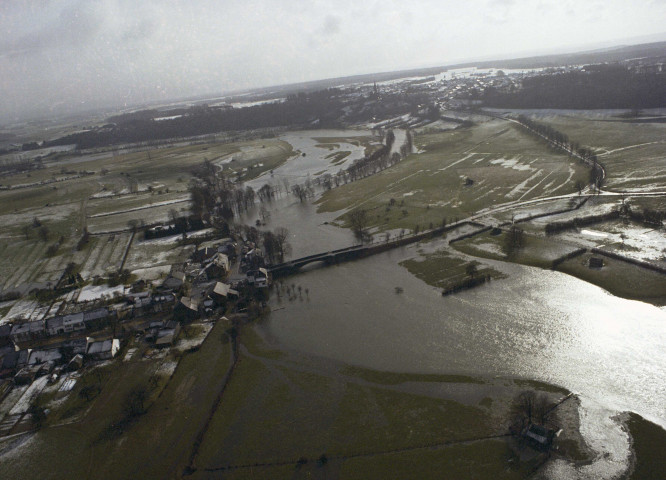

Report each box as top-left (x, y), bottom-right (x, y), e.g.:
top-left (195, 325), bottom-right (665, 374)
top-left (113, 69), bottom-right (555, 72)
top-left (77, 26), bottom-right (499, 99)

top-left (466, 263), bottom-right (478, 278)
top-left (511, 390), bottom-right (554, 429)
top-left (122, 387), bottom-right (148, 418)
top-left (348, 209), bottom-right (369, 242)
top-left (503, 224), bottom-right (524, 257)
top-left (274, 227), bottom-right (290, 261)
top-left (291, 184), bottom-right (309, 203)
top-left (21, 224), bottom-right (31, 240)
top-left (38, 225), bottom-right (50, 242)
top-left (385, 129), bottom-right (396, 150)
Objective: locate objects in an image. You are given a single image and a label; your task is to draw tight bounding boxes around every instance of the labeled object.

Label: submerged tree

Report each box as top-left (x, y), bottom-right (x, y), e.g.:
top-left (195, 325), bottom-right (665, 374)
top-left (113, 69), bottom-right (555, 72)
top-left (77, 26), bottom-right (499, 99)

top-left (348, 209), bottom-right (370, 242)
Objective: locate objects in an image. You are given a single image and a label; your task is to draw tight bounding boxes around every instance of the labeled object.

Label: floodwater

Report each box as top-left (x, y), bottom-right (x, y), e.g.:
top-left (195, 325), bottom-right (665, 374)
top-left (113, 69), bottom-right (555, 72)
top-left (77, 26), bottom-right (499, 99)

top-left (245, 128), bottom-right (663, 478)
top-left (246, 129), bottom-right (374, 191)
top-left (259, 240), bottom-right (665, 478)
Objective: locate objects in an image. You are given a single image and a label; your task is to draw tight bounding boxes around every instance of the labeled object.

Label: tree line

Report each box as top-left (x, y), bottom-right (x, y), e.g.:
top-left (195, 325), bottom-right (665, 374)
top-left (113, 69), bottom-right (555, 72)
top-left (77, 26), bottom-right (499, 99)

top-left (515, 115), bottom-right (605, 189)
top-left (483, 64), bottom-right (666, 109)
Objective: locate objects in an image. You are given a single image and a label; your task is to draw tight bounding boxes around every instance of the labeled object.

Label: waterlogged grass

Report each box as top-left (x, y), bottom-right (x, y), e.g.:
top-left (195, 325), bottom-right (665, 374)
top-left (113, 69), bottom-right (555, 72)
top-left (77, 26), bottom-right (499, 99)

top-left (453, 230), bottom-right (565, 270)
top-left (558, 253), bottom-right (666, 305)
top-left (626, 413), bottom-right (666, 480)
top-left (327, 150), bottom-right (352, 165)
top-left (225, 141), bottom-right (295, 182)
top-left (318, 121), bottom-right (587, 235)
top-left (196, 351), bottom-right (495, 470)
top-left (453, 229), bottom-right (666, 305)
top-left (339, 439), bottom-right (530, 480)
top-left (400, 249), bottom-right (505, 290)
top-left (527, 113), bottom-right (666, 192)
top-left (341, 365), bottom-right (484, 385)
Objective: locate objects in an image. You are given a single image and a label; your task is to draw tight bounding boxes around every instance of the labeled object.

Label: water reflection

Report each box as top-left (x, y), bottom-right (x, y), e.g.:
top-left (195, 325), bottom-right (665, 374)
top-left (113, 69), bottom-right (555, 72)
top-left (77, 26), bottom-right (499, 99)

top-left (261, 247), bottom-right (666, 430)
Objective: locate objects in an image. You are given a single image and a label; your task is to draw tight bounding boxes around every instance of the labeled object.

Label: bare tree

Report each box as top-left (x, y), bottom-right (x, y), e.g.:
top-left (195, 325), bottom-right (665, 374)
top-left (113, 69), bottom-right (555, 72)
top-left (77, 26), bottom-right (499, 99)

top-left (348, 209), bottom-right (370, 242)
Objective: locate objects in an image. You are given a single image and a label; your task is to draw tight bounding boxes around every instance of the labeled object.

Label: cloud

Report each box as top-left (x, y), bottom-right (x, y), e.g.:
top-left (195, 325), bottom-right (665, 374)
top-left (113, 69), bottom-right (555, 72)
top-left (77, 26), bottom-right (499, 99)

top-left (322, 14), bottom-right (342, 35)
top-left (1, 1), bottom-right (103, 57)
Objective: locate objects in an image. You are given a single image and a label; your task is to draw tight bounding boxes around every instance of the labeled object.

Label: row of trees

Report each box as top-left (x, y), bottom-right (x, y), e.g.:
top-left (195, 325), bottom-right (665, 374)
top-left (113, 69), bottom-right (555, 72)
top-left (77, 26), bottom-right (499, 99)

top-left (48, 89), bottom-right (347, 150)
top-left (515, 115), bottom-right (605, 189)
top-left (239, 224), bottom-right (290, 264)
top-left (189, 160), bottom-right (257, 223)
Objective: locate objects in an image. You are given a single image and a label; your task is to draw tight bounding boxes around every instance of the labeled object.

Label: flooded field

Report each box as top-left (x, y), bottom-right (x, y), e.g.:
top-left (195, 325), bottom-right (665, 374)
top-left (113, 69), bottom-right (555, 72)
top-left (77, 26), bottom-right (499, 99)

top-left (246, 129), bottom-right (377, 190)
top-left (259, 240), bottom-right (666, 478)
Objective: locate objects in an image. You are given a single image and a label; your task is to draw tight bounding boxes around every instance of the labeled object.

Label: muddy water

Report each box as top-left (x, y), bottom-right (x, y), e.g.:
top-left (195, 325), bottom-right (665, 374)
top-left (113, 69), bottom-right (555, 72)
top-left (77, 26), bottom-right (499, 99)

top-left (259, 242), bottom-right (665, 478)
top-left (241, 129), bottom-right (664, 478)
top-left (246, 129), bottom-right (375, 191)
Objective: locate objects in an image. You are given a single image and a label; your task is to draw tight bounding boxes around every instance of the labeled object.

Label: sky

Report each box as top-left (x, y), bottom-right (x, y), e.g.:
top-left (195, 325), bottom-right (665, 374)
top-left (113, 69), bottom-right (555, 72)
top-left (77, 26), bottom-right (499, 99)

top-left (1, 0), bottom-right (665, 123)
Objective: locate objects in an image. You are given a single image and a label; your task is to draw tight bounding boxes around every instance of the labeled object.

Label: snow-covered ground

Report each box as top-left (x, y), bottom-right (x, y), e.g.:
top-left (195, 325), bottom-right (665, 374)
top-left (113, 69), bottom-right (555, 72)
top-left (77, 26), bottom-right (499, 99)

top-left (1, 299), bottom-right (41, 324)
top-left (9, 377), bottom-right (49, 416)
top-left (77, 284), bottom-right (125, 302)
top-left (175, 323), bottom-right (214, 352)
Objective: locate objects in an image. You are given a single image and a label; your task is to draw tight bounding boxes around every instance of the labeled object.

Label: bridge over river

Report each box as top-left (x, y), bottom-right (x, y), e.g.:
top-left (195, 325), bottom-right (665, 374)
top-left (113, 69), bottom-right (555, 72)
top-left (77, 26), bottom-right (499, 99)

top-left (267, 221), bottom-right (482, 278)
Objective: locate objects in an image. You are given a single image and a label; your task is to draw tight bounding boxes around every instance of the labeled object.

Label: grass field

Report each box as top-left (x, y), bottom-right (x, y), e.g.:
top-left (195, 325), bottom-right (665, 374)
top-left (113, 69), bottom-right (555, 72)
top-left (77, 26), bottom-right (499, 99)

top-left (0, 319), bottom-right (232, 480)
top-left (400, 247), bottom-right (505, 290)
top-left (452, 230), bottom-right (666, 305)
top-left (189, 325), bottom-right (579, 479)
top-left (0, 137), bottom-right (294, 294)
top-left (523, 113), bottom-right (666, 192)
top-left (317, 120), bottom-right (588, 233)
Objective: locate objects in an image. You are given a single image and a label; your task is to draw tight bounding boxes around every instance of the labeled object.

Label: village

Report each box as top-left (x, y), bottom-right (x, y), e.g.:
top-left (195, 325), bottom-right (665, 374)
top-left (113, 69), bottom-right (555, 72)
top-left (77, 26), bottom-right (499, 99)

top-left (0, 233), bottom-right (271, 438)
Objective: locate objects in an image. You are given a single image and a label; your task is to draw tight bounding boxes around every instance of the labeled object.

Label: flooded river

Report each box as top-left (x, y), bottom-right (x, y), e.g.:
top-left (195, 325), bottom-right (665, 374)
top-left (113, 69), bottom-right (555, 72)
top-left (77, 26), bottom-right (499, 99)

top-left (261, 247), bottom-right (665, 425)
top-left (246, 128), bottom-right (664, 478)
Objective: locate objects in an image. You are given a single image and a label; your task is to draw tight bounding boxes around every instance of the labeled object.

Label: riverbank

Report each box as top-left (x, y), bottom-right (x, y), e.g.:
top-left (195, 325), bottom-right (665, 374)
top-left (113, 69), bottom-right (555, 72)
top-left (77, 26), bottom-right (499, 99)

top-left (451, 229), bottom-right (666, 306)
top-left (0, 319), bottom-right (592, 480)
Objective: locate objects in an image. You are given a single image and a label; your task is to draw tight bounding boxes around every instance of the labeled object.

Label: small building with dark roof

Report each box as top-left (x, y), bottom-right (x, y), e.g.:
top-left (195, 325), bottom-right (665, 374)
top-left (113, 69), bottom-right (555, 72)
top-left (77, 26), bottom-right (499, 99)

top-left (0, 324), bottom-right (12, 348)
top-left (10, 320), bottom-right (45, 344)
top-left (523, 423), bottom-right (555, 451)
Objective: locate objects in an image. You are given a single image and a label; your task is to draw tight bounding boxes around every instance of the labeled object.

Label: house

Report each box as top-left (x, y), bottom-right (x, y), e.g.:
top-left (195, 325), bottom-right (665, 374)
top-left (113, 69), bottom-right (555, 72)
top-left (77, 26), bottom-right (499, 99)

top-left (67, 354), bottom-right (84, 371)
top-left (14, 366), bottom-right (39, 384)
top-left (57, 338), bottom-right (88, 355)
top-left (174, 296), bottom-right (200, 321)
top-left (62, 312), bottom-right (85, 333)
top-left (155, 322), bottom-right (181, 348)
top-left (203, 253), bottom-right (230, 280)
top-left (83, 308), bottom-right (112, 330)
top-left (247, 268), bottom-right (269, 288)
top-left (86, 338), bottom-right (120, 361)
top-left (27, 348), bottom-right (62, 366)
top-left (10, 320), bottom-right (45, 344)
top-left (161, 271), bottom-right (185, 291)
top-left (45, 316), bottom-right (65, 336)
top-left (210, 282), bottom-right (239, 306)
top-left (0, 347), bottom-right (19, 377)
top-left (192, 246), bottom-right (217, 263)
top-left (0, 325), bottom-right (12, 348)
top-left (523, 423), bottom-right (555, 451)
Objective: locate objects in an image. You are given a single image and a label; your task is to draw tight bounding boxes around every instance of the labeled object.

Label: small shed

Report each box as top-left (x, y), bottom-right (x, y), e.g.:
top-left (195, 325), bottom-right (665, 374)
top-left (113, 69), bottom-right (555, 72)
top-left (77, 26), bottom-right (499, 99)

top-left (523, 423), bottom-right (555, 451)
top-left (86, 338), bottom-right (120, 361)
top-left (155, 322), bottom-right (181, 348)
top-left (67, 354), bottom-right (84, 371)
